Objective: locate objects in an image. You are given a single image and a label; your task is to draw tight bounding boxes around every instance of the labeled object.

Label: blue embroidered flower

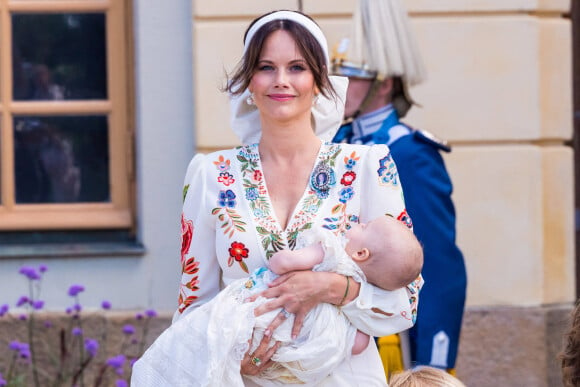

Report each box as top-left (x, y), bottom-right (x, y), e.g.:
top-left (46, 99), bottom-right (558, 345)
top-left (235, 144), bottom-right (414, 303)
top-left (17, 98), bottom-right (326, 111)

top-left (245, 187), bottom-right (259, 201)
top-left (377, 154), bottom-right (399, 186)
top-left (345, 158), bottom-right (357, 170)
top-left (339, 186), bottom-right (355, 203)
top-left (253, 208), bottom-right (264, 218)
top-left (349, 215), bottom-right (360, 223)
top-left (218, 189), bottom-right (236, 208)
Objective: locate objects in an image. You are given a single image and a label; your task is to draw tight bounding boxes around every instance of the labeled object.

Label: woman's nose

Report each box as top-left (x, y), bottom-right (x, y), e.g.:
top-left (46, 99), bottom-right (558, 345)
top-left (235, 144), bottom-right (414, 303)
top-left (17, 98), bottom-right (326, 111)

top-left (274, 70), bottom-right (289, 88)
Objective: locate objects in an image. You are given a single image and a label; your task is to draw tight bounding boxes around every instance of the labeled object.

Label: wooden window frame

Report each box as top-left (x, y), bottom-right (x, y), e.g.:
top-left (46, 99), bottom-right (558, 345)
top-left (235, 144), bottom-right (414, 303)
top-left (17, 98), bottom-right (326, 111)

top-left (0, 0), bottom-right (134, 231)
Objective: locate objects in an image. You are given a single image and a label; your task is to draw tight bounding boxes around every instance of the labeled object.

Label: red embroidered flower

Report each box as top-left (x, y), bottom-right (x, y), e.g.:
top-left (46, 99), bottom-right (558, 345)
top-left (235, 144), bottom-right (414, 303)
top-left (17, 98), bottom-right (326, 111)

top-left (217, 172), bottom-right (235, 186)
top-left (340, 171), bottom-right (356, 186)
top-left (252, 170), bottom-right (263, 183)
top-left (181, 214), bottom-right (194, 263)
top-left (228, 241), bottom-right (249, 273)
top-left (397, 210), bottom-right (413, 229)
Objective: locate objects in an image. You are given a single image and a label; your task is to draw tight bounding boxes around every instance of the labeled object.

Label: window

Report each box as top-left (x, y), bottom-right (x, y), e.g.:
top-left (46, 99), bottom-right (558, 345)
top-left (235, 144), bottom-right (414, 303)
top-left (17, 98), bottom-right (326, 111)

top-left (0, 1), bottom-right (134, 235)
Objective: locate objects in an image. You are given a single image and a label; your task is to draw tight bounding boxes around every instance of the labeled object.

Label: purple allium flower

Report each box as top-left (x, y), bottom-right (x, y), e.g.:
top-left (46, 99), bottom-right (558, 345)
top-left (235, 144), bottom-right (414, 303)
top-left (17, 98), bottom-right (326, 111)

top-left (130, 358), bottom-right (138, 367)
top-left (84, 338), bottom-right (99, 357)
top-left (32, 300), bottom-right (44, 310)
top-left (44, 320), bottom-right (53, 328)
top-left (115, 379), bottom-right (128, 387)
top-left (106, 354), bottom-right (126, 369)
top-left (122, 324), bottom-right (135, 335)
top-left (72, 327), bottom-right (83, 336)
top-left (9, 341), bottom-right (22, 351)
top-left (145, 309), bottom-right (157, 318)
top-left (19, 266), bottom-right (40, 280)
top-left (9, 341), bottom-right (30, 359)
top-left (18, 314), bottom-right (27, 321)
top-left (68, 284), bottom-right (85, 297)
top-left (101, 300), bottom-right (112, 310)
top-left (0, 304), bottom-right (8, 317)
top-left (16, 296), bottom-right (29, 307)
top-left (0, 373), bottom-right (6, 387)
top-left (18, 343), bottom-right (30, 359)
top-left (38, 265), bottom-right (48, 273)
top-left (73, 303), bottom-right (82, 312)
top-left (135, 313), bottom-right (144, 320)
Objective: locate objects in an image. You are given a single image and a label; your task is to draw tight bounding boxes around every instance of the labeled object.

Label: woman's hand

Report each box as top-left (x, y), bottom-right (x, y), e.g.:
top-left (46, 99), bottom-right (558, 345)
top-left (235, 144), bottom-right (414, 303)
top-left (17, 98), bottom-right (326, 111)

top-left (240, 329), bottom-right (280, 376)
top-left (252, 271), bottom-right (360, 339)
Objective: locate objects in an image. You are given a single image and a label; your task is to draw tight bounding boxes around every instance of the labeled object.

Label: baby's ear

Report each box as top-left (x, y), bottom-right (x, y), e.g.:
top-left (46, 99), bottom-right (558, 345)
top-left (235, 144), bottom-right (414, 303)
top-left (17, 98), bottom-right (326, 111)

top-left (351, 248), bottom-right (370, 263)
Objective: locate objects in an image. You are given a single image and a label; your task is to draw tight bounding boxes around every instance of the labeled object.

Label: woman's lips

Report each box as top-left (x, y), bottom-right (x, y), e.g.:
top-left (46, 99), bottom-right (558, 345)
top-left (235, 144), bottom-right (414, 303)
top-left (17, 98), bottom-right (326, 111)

top-left (268, 94), bottom-right (294, 101)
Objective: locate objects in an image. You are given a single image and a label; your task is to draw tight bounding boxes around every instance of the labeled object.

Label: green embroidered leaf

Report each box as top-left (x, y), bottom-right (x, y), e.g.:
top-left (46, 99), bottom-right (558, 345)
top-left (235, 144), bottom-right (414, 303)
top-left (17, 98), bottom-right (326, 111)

top-left (183, 184), bottom-right (190, 202)
top-left (331, 204), bottom-right (344, 214)
top-left (256, 227), bottom-right (269, 235)
top-left (239, 260), bottom-right (249, 274)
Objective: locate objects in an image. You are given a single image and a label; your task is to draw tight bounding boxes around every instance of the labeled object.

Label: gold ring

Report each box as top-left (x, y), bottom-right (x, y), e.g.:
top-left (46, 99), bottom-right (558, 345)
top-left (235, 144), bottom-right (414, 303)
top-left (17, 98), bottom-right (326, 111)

top-left (251, 356), bottom-right (262, 367)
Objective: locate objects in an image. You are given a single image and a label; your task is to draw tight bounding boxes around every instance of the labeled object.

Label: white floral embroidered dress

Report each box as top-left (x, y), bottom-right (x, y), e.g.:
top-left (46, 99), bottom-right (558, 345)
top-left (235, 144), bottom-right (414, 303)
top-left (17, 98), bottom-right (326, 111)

top-left (175, 142), bottom-right (420, 385)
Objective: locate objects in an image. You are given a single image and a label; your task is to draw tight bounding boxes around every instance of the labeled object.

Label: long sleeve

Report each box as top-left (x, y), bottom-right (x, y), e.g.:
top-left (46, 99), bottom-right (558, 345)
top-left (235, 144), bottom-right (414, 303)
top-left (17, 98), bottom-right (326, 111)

top-left (340, 144), bottom-right (422, 337)
top-left (174, 153), bottom-right (222, 322)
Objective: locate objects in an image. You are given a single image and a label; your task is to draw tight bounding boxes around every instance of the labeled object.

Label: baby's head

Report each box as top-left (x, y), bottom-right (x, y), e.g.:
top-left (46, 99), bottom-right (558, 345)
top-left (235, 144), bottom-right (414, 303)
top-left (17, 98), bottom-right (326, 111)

top-left (345, 215), bottom-right (423, 290)
top-left (388, 366), bottom-right (466, 387)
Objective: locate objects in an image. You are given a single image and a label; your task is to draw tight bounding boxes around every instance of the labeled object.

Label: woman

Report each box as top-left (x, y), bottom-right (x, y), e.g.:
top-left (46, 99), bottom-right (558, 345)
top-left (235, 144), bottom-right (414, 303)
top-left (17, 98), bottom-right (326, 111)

top-left (174, 10), bottom-right (421, 386)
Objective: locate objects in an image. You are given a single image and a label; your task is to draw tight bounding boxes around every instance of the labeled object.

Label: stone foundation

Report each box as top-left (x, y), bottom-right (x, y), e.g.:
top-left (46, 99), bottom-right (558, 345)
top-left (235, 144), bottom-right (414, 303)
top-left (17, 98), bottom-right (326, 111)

top-left (456, 304), bottom-right (573, 387)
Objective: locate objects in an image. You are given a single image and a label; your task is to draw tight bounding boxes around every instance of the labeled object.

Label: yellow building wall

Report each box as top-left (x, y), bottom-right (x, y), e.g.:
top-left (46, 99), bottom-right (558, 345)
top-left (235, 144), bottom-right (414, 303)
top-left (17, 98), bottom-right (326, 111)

top-left (191, 0), bottom-right (575, 308)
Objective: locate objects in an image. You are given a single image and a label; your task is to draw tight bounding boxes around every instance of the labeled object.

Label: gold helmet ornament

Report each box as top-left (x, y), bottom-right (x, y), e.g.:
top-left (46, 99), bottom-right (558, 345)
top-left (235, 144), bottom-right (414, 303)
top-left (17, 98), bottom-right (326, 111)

top-left (331, 0), bottom-right (427, 118)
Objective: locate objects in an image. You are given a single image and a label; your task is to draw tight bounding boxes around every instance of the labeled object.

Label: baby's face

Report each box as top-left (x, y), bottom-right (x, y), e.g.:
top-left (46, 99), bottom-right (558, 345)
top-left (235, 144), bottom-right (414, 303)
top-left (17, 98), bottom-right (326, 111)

top-left (345, 217), bottom-right (386, 251)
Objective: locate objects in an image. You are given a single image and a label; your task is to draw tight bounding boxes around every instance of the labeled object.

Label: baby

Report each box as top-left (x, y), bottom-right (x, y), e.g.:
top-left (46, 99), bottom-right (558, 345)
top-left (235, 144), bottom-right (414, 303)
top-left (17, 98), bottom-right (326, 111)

top-left (268, 215), bottom-right (423, 355)
top-left (132, 216), bottom-right (423, 387)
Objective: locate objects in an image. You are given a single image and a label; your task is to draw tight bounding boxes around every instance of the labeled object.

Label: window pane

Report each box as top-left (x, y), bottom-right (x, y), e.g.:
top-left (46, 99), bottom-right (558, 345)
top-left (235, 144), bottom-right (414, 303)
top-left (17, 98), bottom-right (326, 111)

top-left (12, 13), bottom-right (107, 100)
top-left (14, 116), bottom-right (109, 203)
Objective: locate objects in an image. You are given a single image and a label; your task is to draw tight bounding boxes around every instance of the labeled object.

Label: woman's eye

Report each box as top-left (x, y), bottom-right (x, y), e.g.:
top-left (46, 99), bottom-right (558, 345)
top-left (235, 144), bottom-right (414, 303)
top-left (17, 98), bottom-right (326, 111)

top-left (258, 65), bottom-right (274, 71)
top-left (290, 65), bottom-right (306, 71)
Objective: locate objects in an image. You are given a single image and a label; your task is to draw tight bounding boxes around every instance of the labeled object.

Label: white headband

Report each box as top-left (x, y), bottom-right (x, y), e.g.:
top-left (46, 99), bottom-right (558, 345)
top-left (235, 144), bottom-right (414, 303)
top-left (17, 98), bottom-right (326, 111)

top-left (243, 10), bottom-right (330, 66)
top-left (231, 11), bottom-right (347, 145)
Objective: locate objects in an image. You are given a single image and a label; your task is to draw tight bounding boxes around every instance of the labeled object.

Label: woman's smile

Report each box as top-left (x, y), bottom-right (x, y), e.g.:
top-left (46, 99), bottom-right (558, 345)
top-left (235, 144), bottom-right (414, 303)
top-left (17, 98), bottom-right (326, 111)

top-left (268, 93), bottom-right (295, 102)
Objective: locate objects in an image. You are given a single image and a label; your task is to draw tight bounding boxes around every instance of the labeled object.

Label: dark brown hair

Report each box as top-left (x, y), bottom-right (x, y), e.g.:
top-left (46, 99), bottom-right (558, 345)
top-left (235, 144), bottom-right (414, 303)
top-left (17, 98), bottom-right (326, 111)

top-left (226, 11), bottom-right (335, 99)
top-left (560, 299), bottom-right (580, 387)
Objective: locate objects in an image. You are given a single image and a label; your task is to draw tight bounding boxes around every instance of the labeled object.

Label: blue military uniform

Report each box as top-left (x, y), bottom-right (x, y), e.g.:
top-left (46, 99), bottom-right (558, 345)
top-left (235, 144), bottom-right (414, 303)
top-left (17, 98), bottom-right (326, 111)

top-left (333, 104), bottom-right (467, 370)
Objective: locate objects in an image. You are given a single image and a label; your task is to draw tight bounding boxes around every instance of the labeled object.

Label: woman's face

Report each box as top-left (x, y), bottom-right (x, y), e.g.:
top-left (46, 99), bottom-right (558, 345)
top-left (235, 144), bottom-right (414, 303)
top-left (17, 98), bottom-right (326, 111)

top-left (249, 29), bottom-right (318, 126)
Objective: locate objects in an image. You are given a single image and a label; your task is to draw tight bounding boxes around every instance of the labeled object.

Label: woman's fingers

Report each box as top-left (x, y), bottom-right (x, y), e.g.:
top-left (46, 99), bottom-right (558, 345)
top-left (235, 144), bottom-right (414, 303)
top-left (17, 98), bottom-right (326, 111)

top-left (291, 311), bottom-right (306, 340)
top-left (241, 328), bottom-right (278, 376)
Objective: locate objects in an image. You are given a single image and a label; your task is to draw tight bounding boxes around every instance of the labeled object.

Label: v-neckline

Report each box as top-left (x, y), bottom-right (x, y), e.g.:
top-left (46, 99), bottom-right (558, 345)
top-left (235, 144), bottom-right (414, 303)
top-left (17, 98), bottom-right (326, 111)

top-left (255, 140), bottom-right (325, 233)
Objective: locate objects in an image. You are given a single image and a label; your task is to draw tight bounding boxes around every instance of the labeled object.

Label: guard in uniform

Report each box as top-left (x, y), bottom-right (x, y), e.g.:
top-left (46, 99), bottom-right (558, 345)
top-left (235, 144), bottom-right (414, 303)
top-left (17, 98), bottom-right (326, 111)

top-left (331, 0), bottom-right (468, 377)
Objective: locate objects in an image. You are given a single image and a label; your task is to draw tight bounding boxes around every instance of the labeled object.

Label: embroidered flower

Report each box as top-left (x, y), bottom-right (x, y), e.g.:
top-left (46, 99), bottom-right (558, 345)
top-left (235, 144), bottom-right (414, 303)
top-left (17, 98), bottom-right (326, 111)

top-left (213, 155), bottom-right (231, 172)
top-left (245, 187), bottom-right (259, 201)
top-left (251, 170), bottom-right (263, 183)
top-left (218, 190), bottom-right (236, 208)
top-left (253, 208), bottom-right (265, 218)
top-left (228, 242), bottom-right (250, 273)
top-left (397, 209), bottom-right (413, 229)
top-left (217, 172), bottom-right (235, 186)
top-left (340, 171), bottom-right (356, 186)
top-left (377, 153), bottom-right (399, 186)
top-left (343, 151), bottom-right (360, 170)
top-left (181, 214), bottom-right (194, 263)
top-left (339, 186), bottom-right (355, 203)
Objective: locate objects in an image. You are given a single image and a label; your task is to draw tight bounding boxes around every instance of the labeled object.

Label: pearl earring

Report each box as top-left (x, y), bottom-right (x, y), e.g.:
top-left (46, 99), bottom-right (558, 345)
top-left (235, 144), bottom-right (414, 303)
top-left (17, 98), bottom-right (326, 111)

top-left (246, 93), bottom-right (255, 105)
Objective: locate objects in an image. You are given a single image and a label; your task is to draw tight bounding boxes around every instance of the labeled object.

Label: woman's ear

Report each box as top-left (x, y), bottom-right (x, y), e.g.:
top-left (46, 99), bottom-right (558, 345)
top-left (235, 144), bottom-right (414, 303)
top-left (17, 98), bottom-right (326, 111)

top-left (351, 248), bottom-right (371, 263)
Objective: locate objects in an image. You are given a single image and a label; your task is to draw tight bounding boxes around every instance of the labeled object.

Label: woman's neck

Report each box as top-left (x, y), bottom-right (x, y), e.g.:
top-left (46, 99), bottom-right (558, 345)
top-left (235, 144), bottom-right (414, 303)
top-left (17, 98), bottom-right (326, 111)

top-left (258, 117), bottom-right (321, 163)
